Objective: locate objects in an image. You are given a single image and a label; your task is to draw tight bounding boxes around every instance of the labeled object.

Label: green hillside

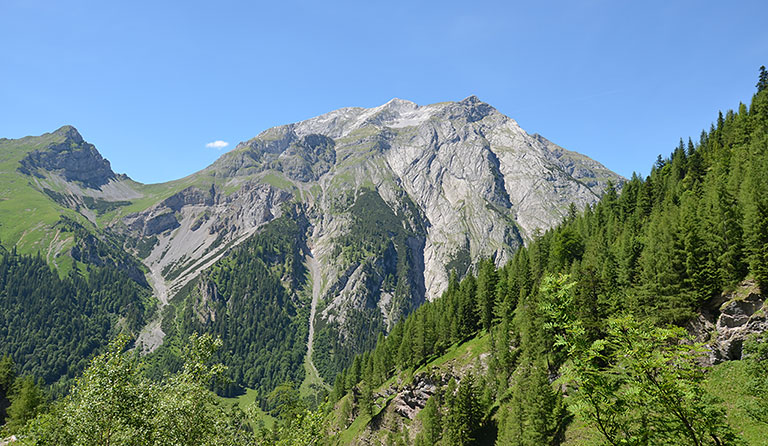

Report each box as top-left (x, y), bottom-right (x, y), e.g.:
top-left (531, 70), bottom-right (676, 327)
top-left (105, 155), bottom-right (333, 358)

top-left (0, 128), bottom-right (89, 272)
top-left (324, 70), bottom-right (768, 444)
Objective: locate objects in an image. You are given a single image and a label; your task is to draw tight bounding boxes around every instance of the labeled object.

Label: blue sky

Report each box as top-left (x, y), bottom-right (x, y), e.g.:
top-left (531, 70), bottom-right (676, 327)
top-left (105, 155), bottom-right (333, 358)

top-left (1, 0), bottom-right (766, 184)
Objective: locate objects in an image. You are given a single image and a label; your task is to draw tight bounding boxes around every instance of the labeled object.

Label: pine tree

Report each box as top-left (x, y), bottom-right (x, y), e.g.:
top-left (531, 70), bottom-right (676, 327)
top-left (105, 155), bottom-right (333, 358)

top-left (358, 380), bottom-right (374, 418)
top-left (497, 362), bottom-right (569, 446)
top-left (443, 374), bottom-right (482, 446)
top-left (457, 275), bottom-right (478, 339)
top-left (5, 376), bottom-right (46, 432)
top-left (415, 392), bottom-right (442, 445)
top-left (757, 65), bottom-right (768, 93)
top-left (680, 190), bottom-right (718, 303)
top-left (743, 141), bottom-right (768, 292)
top-left (476, 258), bottom-right (499, 332)
top-left (0, 354), bottom-right (15, 423)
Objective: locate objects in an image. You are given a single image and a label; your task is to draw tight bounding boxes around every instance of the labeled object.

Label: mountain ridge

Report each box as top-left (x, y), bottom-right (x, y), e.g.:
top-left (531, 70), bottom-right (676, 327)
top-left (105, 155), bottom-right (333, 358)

top-left (0, 96), bottom-right (624, 389)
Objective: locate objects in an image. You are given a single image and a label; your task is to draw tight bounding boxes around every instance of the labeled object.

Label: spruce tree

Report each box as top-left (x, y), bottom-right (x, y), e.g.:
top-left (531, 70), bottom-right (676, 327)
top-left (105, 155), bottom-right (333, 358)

top-left (0, 355), bottom-right (15, 423)
top-left (5, 376), bottom-right (46, 432)
top-left (743, 151), bottom-right (768, 292)
top-left (476, 258), bottom-right (499, 332)
top-left (757, 65), bottom-right (768, 92)
top-left (415, 393), bottom-right (442, 445)
top-left (497, 362), bottom-right (568, 446)
top-left (443, 374), bottom-right (482, 446)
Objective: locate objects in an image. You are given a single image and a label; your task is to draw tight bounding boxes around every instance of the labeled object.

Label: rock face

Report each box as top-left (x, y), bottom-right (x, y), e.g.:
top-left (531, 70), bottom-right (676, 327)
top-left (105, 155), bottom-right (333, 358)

top-left (121, 181), bottom-right (292, 303)
top-left (688, 280), bottom-right (767, 365)
top-left (709, 282), bottom-right (767, 363)
top-left (390, 375), bottom-right (439, 420)
top-left (18, 126), bottom-right (118, 188)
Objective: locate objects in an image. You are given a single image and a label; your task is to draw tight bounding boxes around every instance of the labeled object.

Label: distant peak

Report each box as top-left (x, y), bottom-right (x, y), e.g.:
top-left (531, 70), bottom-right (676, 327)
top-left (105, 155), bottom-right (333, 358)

top-left (385, 98), bottom-right (415, 106)
top-left (53, 125), bottom-right (83, 143)
top-left (382, 97), bottom-right (418, 111)
top-left (460, 95), bottom-right (482, 105)
top-left (456, 95), bottom-right (495, 122)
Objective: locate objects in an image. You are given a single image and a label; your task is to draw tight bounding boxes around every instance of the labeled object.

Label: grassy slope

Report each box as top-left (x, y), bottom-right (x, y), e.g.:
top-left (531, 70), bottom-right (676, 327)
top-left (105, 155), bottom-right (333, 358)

top-left (0, 130), bottom-right (261, 269)
top-left (220, 387), bottom-right (276, 430)
top-left (333, 333), bottom-right (491, 445)
top-left (334, 327), bottom-right (766, 445)
top-left (0, 133), bottom-right (85, 271)
top-left (704, 360), bottom-right (768, 445)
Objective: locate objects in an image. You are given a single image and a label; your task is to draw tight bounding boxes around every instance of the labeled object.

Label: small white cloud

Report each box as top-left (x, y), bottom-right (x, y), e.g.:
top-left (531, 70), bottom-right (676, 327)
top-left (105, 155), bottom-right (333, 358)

top-left (205, 140), bottom-right (229, 150)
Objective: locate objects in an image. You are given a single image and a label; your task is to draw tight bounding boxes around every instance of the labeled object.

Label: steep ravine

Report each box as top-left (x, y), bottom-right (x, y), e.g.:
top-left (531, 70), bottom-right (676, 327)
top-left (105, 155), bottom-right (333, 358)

top-left (304, 253), bottom-right (325, 387)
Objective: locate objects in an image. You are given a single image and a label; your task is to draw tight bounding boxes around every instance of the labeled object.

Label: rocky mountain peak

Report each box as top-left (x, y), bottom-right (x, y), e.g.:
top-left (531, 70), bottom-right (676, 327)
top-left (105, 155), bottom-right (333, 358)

top-left (17, 125), bottom-right (118, 188)
top-left (380, 97), bottom-right (419, 113)
top-left (52, 125), bottom-right (85, 144)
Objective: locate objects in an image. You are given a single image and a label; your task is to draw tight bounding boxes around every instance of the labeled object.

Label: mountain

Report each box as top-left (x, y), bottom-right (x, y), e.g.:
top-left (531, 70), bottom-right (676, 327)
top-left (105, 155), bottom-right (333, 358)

top-left (322, 86), bottom-right (768, 445)
top-left (0, 96), bottom-right (622, 393)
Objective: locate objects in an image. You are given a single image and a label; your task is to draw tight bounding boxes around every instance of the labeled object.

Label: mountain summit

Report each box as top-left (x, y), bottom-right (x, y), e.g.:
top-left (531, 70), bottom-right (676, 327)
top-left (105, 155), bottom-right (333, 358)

top-left (202, 96), bottom-right (620, 295)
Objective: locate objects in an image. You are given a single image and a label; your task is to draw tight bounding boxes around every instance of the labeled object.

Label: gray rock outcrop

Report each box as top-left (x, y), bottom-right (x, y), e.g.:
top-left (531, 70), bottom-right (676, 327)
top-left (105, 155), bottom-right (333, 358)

top-left (689, 280), bottom-right (767, 365)
top-left (18, 126), bottom-right (118, 188)
top-left (709, 283), bottom-right (767, 363)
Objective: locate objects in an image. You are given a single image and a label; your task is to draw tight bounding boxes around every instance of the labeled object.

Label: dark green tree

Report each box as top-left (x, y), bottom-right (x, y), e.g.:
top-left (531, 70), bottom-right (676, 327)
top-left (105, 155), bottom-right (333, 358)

top-left (497, 361), bottom-right (569, 446)
top-left (443, 374), bottom-right (483, 446)
top-left (5, 376), bottom-right (46, 432)
top-left (742, 147), bottom-right (768, 292)
top-left (476, 258), bottom-right (499, 332)
top-left (0, 355), bottom-right (15, 424)
top-left (415, 392), bottom-right (442, 446)
top-left (757, 65), bottom-right (768, 92)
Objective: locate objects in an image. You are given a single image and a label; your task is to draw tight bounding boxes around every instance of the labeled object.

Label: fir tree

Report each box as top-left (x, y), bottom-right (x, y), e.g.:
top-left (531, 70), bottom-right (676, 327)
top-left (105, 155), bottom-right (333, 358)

top-left (497, 362), bottom-right (569, 446)
top-left (757, 65), bottom-right (768, 92)
top-left (476, 258), bottom-right (499, 332)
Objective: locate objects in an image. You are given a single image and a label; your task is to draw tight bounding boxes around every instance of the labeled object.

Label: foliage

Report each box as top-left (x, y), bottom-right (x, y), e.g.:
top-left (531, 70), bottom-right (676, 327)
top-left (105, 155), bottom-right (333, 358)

top-left (16, 334), bottom-right (258, 446)
top-left (540, 274), bottom-right (740, 446)
top-left (0, 250), bottom-right (153, 390)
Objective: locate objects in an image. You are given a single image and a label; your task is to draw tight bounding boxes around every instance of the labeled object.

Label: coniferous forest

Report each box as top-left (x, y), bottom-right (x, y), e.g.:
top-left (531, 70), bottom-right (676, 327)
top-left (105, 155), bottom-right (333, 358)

top-left (0, 69), bottom-right (767, 444)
